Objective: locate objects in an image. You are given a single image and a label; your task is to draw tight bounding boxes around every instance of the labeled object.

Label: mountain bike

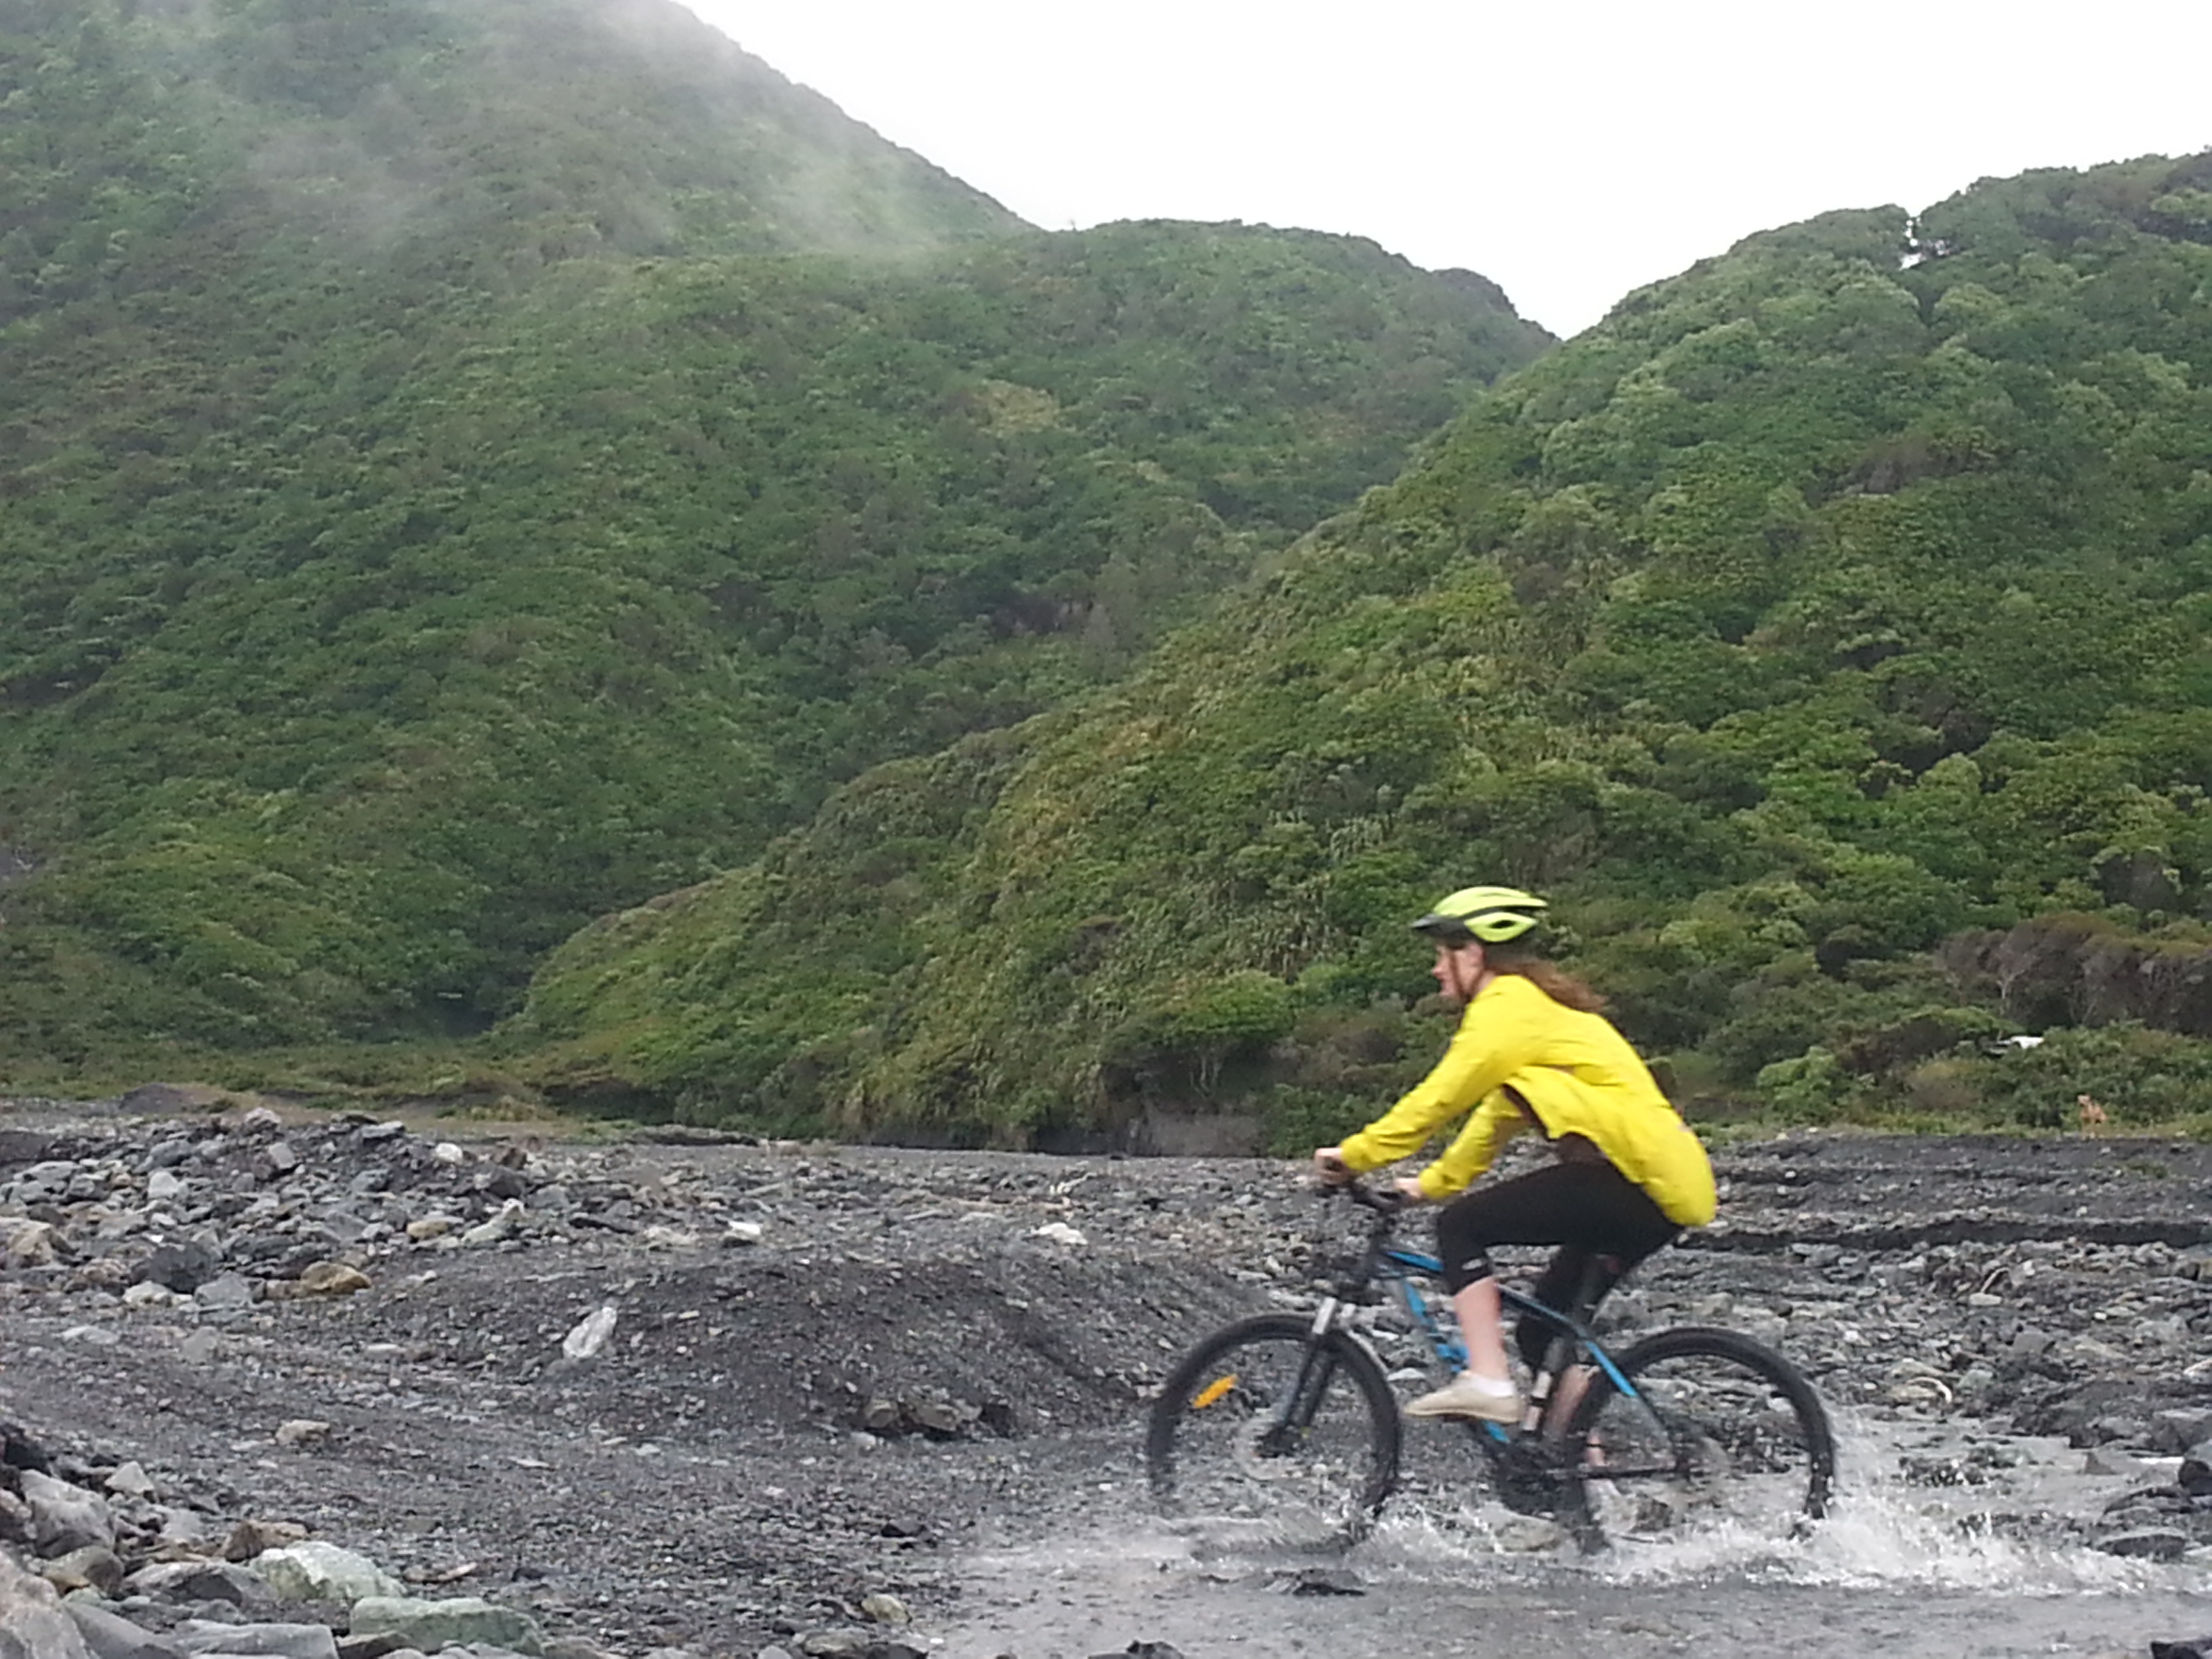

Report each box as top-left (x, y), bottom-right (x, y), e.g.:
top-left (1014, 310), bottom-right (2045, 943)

top-left (1145, 1180), bottom-right (1835, 1549)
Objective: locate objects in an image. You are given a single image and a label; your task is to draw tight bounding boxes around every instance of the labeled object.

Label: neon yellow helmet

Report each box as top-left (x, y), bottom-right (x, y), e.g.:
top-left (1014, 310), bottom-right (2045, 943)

top-left (1411, 884), bottom-right (1547, 946)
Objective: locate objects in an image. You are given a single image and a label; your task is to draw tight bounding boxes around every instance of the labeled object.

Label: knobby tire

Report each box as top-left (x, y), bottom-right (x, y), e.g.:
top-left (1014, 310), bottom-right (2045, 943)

top-left (1565, 1324), bottom-right (1835, 1546)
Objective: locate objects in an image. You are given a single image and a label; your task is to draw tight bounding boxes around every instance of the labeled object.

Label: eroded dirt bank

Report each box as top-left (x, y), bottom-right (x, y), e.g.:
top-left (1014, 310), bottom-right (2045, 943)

top-left (2, 1092), bottom-right (2209, 1658)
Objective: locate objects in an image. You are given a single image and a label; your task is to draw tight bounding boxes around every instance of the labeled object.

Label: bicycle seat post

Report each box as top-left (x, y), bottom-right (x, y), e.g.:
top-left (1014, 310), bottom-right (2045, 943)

top-left (1522, 1256), bottom-right (1610, 1435)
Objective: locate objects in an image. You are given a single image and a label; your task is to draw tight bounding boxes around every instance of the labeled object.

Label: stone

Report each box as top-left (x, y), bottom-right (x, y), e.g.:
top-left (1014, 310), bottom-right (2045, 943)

top-left (1, 1218), bottom-right (58, 1267)
top-left (859, 1592), bottom-right (908, 1624)
top-left (722, 1221), bottom-right (764, 1246)
top-left (332, 1639), bottom-right (417, 1659)
top-left (22, 1469), bottom-right (116, 1553)
top-left (0, 1130), bottom-right (56, 1164)
top-left (194, 1273), bottom-right (256, 1311)
top-left (2097, 1528), bottom-right (2192, 1561)
top-left (2154, 1409), bottom-right (2212, 1454)
top-left (147, 1170), bottom-right (188, 1202)
top-left (0, 1549), bottom-right (98, 1658)
top-left (252, 1542), bottom-right (403, 1604)
top-left (346, 1596), bottom-right (543, 1656)
top-left (2083, 1446), bottom-right (2148, 1477)
top-left (124, 1559), bottom-right (276, 1611)
top-left (64, 1599), bottom-right (187, 1659)
top-left (171, 1620), bottom-right (340, 1658)
top-left (560, 1307), bottom-right (618, 1361)
top-left (273, 1420), bottom-right (331, 1448)
top-left (1281, 1566), bottom-right (1365, 1595)
top-left (298, 1263), bottom-right (370, 1296)
top-left (224, 1520), bottom-right (308, 1563)
top-left (459, 1202), bottom-right (524, 1247)
top-left (139, 1241), bottom-right (221, 1294)
top-left (38, 1544), bottom-right (124, 1594)
top-left (104, 1462), bottom-right (157, 1499)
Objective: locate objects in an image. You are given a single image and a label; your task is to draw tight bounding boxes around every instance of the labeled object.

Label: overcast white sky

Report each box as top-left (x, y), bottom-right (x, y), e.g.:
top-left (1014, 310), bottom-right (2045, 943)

top-left (678, 0), bottom-right (2212, 338)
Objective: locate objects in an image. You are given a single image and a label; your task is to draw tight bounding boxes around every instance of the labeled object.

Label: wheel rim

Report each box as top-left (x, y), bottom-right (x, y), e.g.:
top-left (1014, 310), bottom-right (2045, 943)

top-left (1155, 1330), bottom-right (1391, 1540)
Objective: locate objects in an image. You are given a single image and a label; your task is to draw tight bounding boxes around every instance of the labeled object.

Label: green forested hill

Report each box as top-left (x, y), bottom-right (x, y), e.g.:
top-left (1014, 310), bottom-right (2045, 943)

top-left (3, 0), bottom-right (1019, 314)
top-left (516, 153), bottom-right (2212, 1143)
top-left (0, 0), bottom-right (1551, 1066)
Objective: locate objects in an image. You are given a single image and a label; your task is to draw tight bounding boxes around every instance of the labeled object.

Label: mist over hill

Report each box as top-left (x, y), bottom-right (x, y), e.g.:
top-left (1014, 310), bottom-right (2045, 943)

top-left (514, 153), bottom-right (2212, 1147)
top-left (0, 0), bottom-right (1551, 1067)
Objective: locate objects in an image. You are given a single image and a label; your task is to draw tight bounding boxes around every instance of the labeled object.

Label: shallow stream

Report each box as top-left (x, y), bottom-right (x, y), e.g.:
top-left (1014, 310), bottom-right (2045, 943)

top-left (937, 1415), bottom-right (2212, 1658)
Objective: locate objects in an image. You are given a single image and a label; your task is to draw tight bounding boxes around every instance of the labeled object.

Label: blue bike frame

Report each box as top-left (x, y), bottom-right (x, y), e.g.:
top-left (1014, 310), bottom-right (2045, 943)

top-left (1374, 1242), bottom-right (1643, 1440)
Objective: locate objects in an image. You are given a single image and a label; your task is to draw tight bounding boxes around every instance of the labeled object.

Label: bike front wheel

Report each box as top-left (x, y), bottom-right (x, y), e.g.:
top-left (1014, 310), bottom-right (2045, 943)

top-left (1565, 1324), bottom-right (1835, 1548)
top-left (1146, 1313), bottom-right (1401, 1542)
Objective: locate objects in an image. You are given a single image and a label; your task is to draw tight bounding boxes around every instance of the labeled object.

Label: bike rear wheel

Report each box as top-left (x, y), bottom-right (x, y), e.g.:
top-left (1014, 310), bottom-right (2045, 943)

top-left (1147, 1313), bottom-right (1401, 1542)
top-left (1565, 1325), bottom-right (1835, 1547)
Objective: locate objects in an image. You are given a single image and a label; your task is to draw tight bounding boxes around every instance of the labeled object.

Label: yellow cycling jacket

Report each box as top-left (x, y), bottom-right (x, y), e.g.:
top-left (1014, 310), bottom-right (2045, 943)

top-left (1336, 972), bottom-right (1716, 1226)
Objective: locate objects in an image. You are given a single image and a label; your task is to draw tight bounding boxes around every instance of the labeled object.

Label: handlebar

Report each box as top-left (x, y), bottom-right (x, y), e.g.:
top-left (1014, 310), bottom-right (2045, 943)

top-left (1326, 1176), bottom-right (1410, 1216)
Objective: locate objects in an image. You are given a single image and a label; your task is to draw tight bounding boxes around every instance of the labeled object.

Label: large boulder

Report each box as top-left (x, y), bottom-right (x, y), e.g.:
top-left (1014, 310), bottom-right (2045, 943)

top-left (19, 1471), bottom-right (113, 1555)
top-left (63, 1601), bottom-right (185, 1659)
top-left (348, 1595), bottom-right (544, 1655)
top-left (0, 1549), bottom-right (96, 1658)
top-left (250, 1541), bottom-right (402, 1604)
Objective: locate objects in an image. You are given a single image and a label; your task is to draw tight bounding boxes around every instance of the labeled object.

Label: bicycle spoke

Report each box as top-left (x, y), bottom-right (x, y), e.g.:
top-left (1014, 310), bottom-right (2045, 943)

top-left (1572, 1328), bottom-right (1833, 1547)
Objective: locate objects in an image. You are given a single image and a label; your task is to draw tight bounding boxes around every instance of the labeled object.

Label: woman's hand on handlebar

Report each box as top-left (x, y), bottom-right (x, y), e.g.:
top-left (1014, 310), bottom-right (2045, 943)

top-left (1311, 1146), bottom-right (1353, 1187)
top-left (1392, 1176), bottom-right (1431, 1205)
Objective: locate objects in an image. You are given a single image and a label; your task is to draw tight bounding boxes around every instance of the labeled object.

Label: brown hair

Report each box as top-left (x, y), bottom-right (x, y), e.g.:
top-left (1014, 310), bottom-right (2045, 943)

top-left (1485, 949), bottom-right (1607, 1013)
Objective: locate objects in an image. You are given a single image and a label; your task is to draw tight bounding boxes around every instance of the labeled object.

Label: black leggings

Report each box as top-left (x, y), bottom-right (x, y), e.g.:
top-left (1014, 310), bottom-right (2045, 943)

top-left (1433, 1160), bottom-right (1680, 1372)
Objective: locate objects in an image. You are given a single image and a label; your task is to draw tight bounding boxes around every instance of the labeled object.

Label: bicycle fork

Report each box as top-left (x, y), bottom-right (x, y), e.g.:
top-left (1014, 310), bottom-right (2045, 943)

top-left (1257, 1297), bottom-right (1348, 1450)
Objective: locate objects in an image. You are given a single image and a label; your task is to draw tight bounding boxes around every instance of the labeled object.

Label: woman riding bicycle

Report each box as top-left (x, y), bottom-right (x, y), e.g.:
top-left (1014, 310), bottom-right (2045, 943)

top-left (1313, 884), bottom-right (1715, 1425)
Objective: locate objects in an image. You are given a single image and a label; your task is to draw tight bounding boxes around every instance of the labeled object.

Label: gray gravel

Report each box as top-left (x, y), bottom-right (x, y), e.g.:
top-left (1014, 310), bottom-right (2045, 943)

top-left (2, 1093), bottom-right (2210, 1658)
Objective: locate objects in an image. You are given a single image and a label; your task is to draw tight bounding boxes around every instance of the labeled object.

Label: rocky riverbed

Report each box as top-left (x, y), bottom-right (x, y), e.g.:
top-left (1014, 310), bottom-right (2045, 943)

top-left (1, 1090), bottom-right (2209, 1658)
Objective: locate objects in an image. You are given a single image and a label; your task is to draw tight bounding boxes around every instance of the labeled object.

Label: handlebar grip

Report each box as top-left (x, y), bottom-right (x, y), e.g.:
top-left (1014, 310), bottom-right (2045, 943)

top-left (1335, 1177), bottom-right (1408, 1214)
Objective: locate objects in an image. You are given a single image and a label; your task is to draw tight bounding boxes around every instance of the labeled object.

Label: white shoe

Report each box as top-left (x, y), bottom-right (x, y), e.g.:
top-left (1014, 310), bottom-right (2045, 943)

top-left (1405, 1372), bottom-right (1523, 1422)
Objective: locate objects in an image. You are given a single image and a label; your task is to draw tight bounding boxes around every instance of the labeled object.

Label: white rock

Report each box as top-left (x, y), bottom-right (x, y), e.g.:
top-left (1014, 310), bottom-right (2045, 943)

top-left (251, 1539), bottom-right (405, 1603)
top-left (1031, 1221), bottom-right (1087, 1247)
top-left (459, 1199), bottom-right (524, 1246)
top-left (148, 1169), bottom-right (188, 1201)
top-left (431, 1142), bottom-right (468, 1164)
top-left (723, 1220), bottom-right (764, 1246)
top-left (562, 1305), bottom-right (619, 1361)
top-left (860, 1592), bottom-right (909, 1624)
top-left (104, 1462), bottom-right (157, 1498)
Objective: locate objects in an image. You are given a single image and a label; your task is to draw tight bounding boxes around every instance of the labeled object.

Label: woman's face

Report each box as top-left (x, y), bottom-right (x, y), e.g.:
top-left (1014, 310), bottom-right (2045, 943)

top-left (1431, 940), bottom-right (1487, 1007)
